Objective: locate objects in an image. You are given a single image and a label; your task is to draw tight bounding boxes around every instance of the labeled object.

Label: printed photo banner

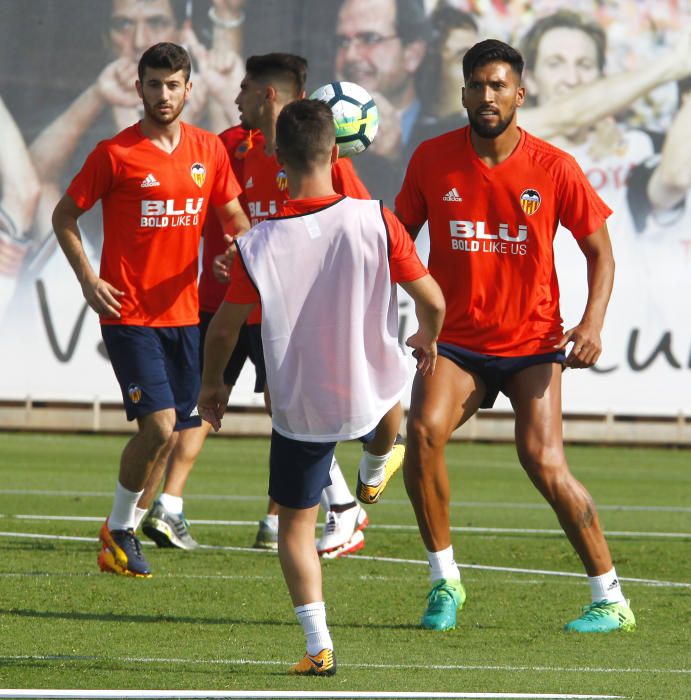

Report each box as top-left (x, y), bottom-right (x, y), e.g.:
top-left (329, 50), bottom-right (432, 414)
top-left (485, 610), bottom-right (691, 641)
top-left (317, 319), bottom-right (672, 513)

top-left (0, 0), bottom-right (689, 415)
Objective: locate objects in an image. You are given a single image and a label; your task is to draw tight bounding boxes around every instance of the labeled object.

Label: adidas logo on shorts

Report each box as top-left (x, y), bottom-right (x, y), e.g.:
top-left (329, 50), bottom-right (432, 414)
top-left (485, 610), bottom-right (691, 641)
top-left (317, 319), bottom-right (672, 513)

top-left (140, 173), bottom-right (161, 188)
top-left (442, 187), bottom-right (462, 202)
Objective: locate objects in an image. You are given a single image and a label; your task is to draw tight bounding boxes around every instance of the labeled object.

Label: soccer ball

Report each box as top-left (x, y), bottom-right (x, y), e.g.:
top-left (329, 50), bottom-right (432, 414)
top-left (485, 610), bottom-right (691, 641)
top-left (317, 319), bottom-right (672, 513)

top-left (309, 81), bottom-right (379, 157)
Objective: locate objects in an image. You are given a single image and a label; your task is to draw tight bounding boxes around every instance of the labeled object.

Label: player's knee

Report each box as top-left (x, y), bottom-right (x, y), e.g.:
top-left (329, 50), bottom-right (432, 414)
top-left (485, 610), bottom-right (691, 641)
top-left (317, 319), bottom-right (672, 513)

top-left (139, 412), bottom-right (176, 450)
top-left (520, 444), bottom-right (566, 482)
top-left (406, 414), bottom-right (447, 453)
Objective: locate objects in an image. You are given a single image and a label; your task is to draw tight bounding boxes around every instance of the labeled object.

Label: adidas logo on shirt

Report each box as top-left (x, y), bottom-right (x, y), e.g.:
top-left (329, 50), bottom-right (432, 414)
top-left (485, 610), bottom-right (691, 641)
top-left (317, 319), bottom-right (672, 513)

top-left (442, 187), bottom-right (462, 202)
top-left (140, 173), bottom-right (160, 188)
top-left (245, 176), bottom-right (254, 188)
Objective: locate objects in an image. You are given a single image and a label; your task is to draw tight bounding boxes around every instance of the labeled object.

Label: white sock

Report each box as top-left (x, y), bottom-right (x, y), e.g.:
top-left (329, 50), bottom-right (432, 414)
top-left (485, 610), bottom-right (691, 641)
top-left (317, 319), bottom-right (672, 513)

top-left (159, 493), bottom-right (183, 514)
top-left (263, 513), bottom-right (278, 530)
top-left (295, 602), bottom-right (333, 655)
top-left (358, 450), bottom-right (392, 486)
top-left (133, 507), bottom-right (149, 530)
top-left (427, 545), bottom-right (461, 583)
top-left (322, 457), bottom-right (354, 507)
top-left (108, 482), bottom-right (144, 531)
top-left (588, 567), bottom-right (626, 605)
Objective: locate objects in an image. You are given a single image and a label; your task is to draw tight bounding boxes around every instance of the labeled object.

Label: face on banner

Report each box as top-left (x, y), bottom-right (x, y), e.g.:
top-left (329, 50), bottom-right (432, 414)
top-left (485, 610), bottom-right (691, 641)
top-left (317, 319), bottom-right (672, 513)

top-left (0, 0), bottom-right (689, 413)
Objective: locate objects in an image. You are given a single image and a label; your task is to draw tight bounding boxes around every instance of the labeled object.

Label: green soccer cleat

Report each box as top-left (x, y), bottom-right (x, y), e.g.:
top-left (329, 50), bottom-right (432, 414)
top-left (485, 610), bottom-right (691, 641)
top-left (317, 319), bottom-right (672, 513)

top-left (421, 578), bottom-right (466, 631)
top-left (356, 435), bottom-right (405, 504)
top-left (563, 599), bottom-right (636, 633)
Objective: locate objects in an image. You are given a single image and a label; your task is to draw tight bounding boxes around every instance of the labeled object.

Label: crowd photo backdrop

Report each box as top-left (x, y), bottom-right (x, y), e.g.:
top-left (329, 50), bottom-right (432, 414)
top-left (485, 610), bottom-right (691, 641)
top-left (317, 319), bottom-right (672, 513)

top-left (0, 0), bottom-right (689, 416)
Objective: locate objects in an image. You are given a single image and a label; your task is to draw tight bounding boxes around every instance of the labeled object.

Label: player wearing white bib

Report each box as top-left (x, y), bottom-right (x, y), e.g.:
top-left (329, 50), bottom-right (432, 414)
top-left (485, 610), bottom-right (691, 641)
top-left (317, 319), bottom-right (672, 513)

top-left (198, 99), bottom-right (444, 675)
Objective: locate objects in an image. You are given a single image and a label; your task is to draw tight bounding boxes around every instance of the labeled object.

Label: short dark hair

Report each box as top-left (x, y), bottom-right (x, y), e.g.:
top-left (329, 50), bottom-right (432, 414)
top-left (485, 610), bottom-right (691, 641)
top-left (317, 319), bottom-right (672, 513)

top-left (395, 0), bottom-right (431, 45)
top-left (462, 39), bottom-right (524, 81)
top-left (276, 99), bottom-right (335, 172)
top-left (137, 42), bottom-right (191, 82)
top-left (521, 11), bottom-right (606, 74)
top-left (245, 53), bottom-right (308, 98)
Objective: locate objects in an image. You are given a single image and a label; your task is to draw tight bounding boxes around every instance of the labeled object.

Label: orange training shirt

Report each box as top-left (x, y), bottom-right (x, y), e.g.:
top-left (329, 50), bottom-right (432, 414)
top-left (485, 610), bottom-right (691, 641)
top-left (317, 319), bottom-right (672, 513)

top-left (395, 126), bottom-right (612, 356)
top-left (67, 122), bottom-right (241, 326)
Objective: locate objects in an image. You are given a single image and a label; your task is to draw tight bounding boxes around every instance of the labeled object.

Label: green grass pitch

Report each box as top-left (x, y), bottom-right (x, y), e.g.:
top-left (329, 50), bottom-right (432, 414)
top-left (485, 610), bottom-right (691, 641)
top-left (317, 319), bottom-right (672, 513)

top-left (0, 432), bottom-right (689, 697)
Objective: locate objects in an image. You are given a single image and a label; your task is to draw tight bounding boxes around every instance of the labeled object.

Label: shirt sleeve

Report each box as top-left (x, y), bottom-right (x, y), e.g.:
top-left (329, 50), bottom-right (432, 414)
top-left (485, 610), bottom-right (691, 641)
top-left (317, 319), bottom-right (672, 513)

top-left (382, 206), bottom-right (428, 283)
top-left (331, 158), bottom-right (371, 199)
top-left (224, 252), bottom-right (260, 305)
top-left (394, 143), bottom-right (428, 229)
top-left (556, 154), bottom-right (612, 240)
top-left (210, 136), bottom-right (243, 207)
top-left (66, 143), bottom-right (115, 211)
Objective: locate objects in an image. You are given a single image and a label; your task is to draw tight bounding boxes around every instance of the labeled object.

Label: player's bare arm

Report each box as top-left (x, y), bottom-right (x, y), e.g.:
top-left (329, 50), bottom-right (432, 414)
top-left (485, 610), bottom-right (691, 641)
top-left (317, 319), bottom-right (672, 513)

top-left (51, 194), bottom-right (123, 319)
top-left (522, 28), bottom-right (691, 140)
top-left (198, 300), bottom-right (254, 431)
top-left (213, 199), bottom-right (250, 281)
top-left (400, 274), bottom-right (445, 376)
top-left (555, 224), bottom-right (614, 369)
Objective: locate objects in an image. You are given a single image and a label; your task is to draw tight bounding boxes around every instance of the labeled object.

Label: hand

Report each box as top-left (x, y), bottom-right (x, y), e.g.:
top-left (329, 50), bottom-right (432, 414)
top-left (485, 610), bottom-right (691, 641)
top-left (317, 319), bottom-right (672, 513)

top-left (197, 383), bottom-right (230, 432)
top-left (0, 230), bottom-right (28, 277)
top-left (202, 48), bottom-right (243, 123)
top-left (81, 276), bottom-right (124, 319)
top-left (368, 91), bottom-right (402, 160)
top-left (554, 322), bottom-right (602, 369)
top-left (182, 25), bottom-right (243, 124)
top-left (213, 234), bottom-right (237, 282)
top-left (405, 331), bottom-right (437, 376)
top-left (96, 58), bottom-right (140, 108)
top-left (212, 252), bottom-right (230, 283)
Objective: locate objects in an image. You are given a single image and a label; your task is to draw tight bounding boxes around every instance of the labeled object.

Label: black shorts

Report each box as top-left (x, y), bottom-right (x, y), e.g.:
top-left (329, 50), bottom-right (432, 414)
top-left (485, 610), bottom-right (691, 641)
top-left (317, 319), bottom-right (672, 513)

top-left (199, 311), bottom-right (266, 392)
top-left (437, 342), bottom-right (566, 409)
top-left (267, 427), bottom-right (378, 509)
top-left (101, 325), bottom-right (201, 430)
top-left (268, 430), bottom-right (337, 509)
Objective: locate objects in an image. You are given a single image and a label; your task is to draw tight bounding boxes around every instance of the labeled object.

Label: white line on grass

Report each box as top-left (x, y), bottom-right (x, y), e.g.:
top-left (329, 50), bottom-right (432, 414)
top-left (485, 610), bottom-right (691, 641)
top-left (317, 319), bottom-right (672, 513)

top-left (7, 514), bottom-right (691, 540)
top-left (4, 653), bottom-right (690, 676)
top-left (1, 530), bottom-right (689, 588)
top-left (0, 689), bottom-right (628, 700)
top-left (0, 489), bottom-right (688, 513)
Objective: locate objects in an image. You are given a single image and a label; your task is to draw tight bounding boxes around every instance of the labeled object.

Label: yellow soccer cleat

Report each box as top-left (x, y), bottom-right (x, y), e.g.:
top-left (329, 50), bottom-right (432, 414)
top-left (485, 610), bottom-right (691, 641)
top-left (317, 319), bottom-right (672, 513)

top-left (356, 436), bottom-right (405, 504)
top-left (288, 648), bottom-right (336, 676)
top-left (98, 520), bottom-right (152, 578)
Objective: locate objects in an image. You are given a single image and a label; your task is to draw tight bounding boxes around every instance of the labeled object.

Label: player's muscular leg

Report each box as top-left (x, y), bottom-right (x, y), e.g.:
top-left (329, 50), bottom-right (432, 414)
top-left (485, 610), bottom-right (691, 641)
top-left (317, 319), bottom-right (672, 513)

top-left (368, 402), bottom-right (403, 455)
top-left (404, 358), bottom-right (485, 552)
top-left (277, 503), bottom-right (322, 606)
top-left (506, 364), bottom-right (613, 576)
top-left (119, 409), bottom-right (177, 493)
top-left (162, 422), bottom-right (212, 496)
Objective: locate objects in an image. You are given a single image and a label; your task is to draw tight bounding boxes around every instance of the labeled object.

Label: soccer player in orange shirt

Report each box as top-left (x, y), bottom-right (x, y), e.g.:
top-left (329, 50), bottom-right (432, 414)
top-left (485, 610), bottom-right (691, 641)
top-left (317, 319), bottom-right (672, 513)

top-left (395, 39), bottom-right (636, 633)
top-left (51, 43), bottom-right (249, 578)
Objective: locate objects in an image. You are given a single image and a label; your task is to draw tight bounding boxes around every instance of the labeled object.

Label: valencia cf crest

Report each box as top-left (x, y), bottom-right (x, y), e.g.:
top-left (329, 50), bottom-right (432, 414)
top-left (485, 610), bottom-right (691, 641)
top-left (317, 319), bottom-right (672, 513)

top-left (276, 168), bottom-right (288, 191)
top-left (127, 384), bottom-right (142, 404)
top-left (191, 162), bottom-right (206, 188)
top-left (520, 188), bottom-right (541, 216)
